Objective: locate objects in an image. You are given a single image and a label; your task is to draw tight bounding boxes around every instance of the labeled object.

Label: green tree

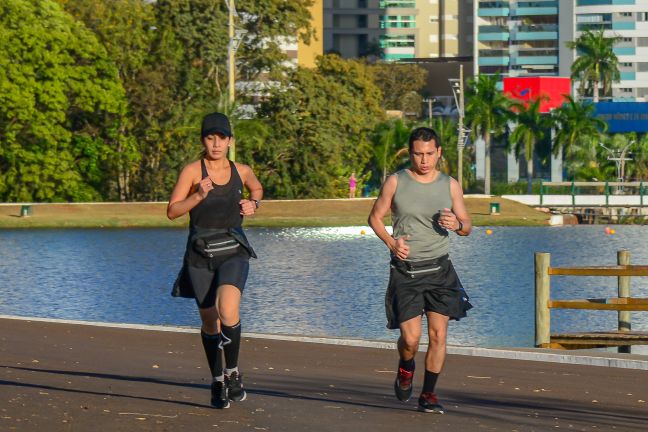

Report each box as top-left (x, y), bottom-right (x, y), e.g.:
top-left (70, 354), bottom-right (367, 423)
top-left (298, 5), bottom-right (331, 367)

top-left (371, 119), bottom-right (410, 184)
top-left (551, 95), bottom-right (606, 179)
top-left (509, 99), bottom-right (550, 194)
top-left (465, 74), bottom-right (511, 195)
top-left (257, 55), bottom-right (384, 198)
top-left (566, 29), bottom-right (620, 102)
top-left (430, 117), bottom-right (474, 190)
top-left (0, 0), bottom-right (129, 202)
top-left (369, 63), bottom-right (428, 111)
top-left (632, 134), bottom-right (648, 181)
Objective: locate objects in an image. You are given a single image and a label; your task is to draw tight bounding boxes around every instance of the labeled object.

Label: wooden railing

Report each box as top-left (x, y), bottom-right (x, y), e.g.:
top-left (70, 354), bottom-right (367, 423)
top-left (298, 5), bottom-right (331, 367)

top-left (535, 250), bottom-right (648, 350)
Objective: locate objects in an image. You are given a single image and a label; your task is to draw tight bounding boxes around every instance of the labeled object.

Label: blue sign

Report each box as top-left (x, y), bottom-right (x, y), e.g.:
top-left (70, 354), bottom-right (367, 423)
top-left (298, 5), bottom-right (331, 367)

top-left (594, 102), bottom-right (648, 133)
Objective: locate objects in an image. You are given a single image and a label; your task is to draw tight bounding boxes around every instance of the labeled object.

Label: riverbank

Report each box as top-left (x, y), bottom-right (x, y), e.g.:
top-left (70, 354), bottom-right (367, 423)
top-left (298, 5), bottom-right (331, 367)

top-left (0, 197), bottom-right (549, 229)
top-left (1, 316), bottom-right (647, 431)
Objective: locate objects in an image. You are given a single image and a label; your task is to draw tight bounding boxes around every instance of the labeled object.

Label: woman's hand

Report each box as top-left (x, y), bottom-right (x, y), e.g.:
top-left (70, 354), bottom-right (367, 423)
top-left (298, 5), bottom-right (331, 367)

top-left (239, 199), bottom-right (257, 216)
top-left (197, 178), bottom-right (213, 200)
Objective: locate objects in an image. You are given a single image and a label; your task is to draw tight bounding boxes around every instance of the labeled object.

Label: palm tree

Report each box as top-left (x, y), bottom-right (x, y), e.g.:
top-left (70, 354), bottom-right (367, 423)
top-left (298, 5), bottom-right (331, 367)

top-left (509, 99), bottom-right (549, 194)
top-left (465, 74), bottom-right (511, 195)
top-left (372, 119), bottom-right (410, 183)
top-left (428, 117), bottom-right (473, 189)
top-left (566, 29), bottom-right (621, 102)
top-left (551, 95), bottom-right (606, 179)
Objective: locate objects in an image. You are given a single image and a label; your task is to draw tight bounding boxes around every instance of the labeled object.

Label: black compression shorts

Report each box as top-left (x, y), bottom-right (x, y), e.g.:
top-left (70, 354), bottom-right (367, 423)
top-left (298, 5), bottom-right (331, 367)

top-left (187, 249), bottom-right (250, 309)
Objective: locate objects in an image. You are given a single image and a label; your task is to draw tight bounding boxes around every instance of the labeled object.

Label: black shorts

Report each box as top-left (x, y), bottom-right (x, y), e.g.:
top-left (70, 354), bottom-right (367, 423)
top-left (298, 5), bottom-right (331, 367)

top-left (385, 254), bottom-right (472, 330)
top-left (187, 249), bottom-right (250, 309)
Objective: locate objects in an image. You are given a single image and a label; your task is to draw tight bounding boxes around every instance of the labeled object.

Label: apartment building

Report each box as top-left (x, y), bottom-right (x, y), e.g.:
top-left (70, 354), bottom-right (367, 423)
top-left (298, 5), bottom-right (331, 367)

top-left (561, 0), bottom-right (648, 102)
top-left (324, 0), bottom-right (474, 60)
top-left (476, 0), bottom-right (648, 101)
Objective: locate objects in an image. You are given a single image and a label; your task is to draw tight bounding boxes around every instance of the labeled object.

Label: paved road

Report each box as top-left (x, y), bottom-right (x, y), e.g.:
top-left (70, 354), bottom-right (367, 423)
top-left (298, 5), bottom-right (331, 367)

top-left (1, 318), bottom-right (647, 431)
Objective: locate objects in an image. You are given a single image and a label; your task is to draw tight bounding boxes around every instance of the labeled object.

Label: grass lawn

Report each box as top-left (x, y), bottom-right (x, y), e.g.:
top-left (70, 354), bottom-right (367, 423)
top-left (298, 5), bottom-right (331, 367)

top-left (0, 197), bottom-right (549, 229)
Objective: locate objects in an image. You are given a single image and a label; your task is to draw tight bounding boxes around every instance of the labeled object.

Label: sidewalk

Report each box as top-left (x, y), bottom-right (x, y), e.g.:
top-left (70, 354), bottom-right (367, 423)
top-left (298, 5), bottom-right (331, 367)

top-left (1, 317), bottom-right (647, 432)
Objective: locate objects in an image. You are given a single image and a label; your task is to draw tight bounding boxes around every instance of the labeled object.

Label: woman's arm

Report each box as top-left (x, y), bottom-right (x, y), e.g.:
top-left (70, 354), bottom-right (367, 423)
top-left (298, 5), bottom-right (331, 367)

top-left (167, 163), bottom-right (210, 220)
top-left (237, 163), bottom-right (263, 216)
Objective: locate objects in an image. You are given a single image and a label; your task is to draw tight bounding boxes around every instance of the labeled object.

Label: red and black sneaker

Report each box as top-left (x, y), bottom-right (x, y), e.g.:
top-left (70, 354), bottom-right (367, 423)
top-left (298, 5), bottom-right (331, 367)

top-left (418, 392), bottom-right (444, 414)
top-left (394, 367), bottom-right (414, 402)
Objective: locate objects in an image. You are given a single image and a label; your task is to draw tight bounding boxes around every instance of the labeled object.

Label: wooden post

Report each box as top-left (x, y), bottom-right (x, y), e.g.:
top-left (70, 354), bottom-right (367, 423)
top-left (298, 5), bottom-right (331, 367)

top-left (618, 250), bottom-right (631, 353)
top-left (535, 252), bottom-right (551, 347)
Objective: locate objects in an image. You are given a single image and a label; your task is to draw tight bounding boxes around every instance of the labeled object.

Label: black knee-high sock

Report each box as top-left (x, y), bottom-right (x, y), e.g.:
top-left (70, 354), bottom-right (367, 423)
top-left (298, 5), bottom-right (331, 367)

top-left (221, 321), bottom-right (241, 370)
top-left (423, 370), bottom-right (440, 393)
top-left (201, 331), bottom-right (223, 379)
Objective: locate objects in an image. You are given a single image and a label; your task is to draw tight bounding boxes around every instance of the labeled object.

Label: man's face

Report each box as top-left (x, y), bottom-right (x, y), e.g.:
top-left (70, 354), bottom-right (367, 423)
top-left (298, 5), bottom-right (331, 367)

top-left (410, 139), bottom-right (441, 175)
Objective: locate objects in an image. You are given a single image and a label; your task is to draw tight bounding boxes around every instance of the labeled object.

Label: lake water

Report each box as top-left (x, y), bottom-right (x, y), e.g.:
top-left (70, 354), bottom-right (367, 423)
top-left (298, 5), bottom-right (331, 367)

top-left (1, 226), bottom-right (647, 351)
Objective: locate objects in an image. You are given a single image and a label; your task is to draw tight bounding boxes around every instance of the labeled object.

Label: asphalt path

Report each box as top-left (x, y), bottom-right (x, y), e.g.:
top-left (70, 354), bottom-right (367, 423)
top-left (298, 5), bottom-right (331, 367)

top-left (1, 318), bottom-right (647, 431)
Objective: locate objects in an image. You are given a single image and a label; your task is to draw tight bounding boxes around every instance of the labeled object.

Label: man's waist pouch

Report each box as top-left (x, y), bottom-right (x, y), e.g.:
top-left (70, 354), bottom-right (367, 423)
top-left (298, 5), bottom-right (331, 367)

top-left (392, 254), bottom-right (449, 276)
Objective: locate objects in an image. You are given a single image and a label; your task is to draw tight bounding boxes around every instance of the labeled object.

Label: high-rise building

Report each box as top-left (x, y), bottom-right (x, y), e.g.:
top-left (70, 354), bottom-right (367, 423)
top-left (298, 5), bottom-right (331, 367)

top-left (475, 1), bottom-right (560, 81)
top-left (323, 0), bottom-right (474, 61)
top-left (475, 0), bottom-right (648, 101)
top-left (561, 0), bottom-right (648, 102)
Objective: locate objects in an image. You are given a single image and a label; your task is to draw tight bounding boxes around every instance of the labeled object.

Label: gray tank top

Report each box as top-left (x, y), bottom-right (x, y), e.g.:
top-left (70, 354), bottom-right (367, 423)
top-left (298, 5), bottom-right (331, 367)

top-left (391, 170), bottom-right (452, 261)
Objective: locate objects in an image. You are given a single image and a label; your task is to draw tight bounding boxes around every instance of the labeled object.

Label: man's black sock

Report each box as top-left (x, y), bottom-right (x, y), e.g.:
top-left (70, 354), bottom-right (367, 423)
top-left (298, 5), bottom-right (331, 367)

top-left (399, 358), bottom-right (415, 372)
top-left (422, 370), bottom-right (440, 393)
top-left (221, 321), bottom-right (242, 370)
top-left (201, 330), bottom-right (223, 378)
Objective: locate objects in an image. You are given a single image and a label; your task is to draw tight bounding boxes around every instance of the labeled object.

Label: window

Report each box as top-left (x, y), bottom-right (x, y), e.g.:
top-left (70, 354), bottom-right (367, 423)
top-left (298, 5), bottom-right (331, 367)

top-left (620, 12), bottom-right (632, 18)
top-left (379, 34), bottom-right (415, 48)
top-left (379, 1), bottom-right (416, 7)
top-left (380, 15), bottom-right (416, 29)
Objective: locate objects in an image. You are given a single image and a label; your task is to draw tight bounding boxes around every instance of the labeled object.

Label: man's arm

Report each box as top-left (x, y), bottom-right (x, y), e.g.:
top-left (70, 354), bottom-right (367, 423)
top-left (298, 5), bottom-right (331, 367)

top-left (439, 177), bottom-right (472, 236)
top-left (368, 175), bottom-right (410, 259)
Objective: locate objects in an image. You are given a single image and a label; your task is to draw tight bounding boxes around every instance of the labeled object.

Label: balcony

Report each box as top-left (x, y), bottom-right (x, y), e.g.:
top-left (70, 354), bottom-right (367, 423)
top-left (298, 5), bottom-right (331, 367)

top-left (513, 2), bottom-right (558, 16)
top-left (620, 71), bottom-right (636, 80)
top-left (513, 24), bottom-right (558, 40)
top-left (478, 2), bottom-right (510, 17)
top-left (614, 47), bottom-right (636, 55)
top-left (612, 21), bottom-right (636, 30)
top-left (479, 56), bottom-right (510, 66)
top-left (479, 25), bottom-right (510, 41)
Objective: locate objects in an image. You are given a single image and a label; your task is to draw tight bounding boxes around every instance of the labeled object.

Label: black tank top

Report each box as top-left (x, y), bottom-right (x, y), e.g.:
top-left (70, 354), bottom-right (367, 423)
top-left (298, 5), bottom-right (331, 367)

top-left (189, 159), bottom-right (243, 229)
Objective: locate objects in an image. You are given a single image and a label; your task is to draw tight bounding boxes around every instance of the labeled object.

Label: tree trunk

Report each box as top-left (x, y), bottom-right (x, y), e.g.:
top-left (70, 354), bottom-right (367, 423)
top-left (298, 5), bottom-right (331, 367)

top-left (593, 79), bottom-right (599, 103)
top-left (484, 131), bottom-right (491, 195)
top-left (527, 157), bottom-right (533, 195)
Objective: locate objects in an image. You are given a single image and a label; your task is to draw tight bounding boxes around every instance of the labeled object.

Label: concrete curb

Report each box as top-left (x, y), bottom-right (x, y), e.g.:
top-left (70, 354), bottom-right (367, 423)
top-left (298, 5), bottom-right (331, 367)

top-left (2, 314), bottom-right (647, 370)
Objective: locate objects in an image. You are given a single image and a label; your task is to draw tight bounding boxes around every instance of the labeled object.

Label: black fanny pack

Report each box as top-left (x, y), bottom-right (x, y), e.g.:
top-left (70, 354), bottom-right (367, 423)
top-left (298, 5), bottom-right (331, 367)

top-left (192, 234), bottom-right (240, 258)
top-left (393, 254), bottom-right (448, 276)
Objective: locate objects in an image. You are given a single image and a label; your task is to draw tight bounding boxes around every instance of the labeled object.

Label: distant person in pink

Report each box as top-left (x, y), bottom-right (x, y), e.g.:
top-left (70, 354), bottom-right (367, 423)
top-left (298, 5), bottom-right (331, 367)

top-left (349, 172), bottom-right (357, 198)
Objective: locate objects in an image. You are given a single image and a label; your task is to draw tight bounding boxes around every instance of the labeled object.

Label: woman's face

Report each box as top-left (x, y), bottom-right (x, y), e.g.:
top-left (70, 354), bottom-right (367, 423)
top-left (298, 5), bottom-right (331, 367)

top-left (203, 133), bottom-right (231, 160)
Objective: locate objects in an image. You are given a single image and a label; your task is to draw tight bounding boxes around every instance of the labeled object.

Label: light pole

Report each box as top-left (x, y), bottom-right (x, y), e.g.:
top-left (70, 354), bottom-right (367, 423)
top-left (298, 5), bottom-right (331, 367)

top-left (449, 64), bottom-right (468, 187)
top-left (599, 141), bottom-right (634, 193)
top-left (423, 98), bottom-right (435, 127)
top-left (226, 0), bottom-right (247, 162)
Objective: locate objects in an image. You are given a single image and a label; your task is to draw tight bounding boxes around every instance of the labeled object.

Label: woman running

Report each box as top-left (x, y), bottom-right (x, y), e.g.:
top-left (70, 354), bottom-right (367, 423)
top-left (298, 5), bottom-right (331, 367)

top-left (168, 112), bottom-right (263, 409)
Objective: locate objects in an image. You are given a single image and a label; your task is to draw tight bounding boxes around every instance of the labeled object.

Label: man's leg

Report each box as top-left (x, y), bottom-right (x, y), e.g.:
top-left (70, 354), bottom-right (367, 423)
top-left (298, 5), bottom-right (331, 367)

top-left (217, 284), bottom-right (246, 401)
top-left (394, 316), bottom-right (422, 402)
top-left (418, 311), bottom-right (449, 413)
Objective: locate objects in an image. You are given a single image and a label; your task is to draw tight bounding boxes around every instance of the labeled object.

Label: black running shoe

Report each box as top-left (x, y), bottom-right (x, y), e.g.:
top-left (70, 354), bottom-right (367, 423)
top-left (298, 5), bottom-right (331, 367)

top-left (394, 367), bottom-right (414, 402)
top-left (211, 381), bottom-right (230, 409)
top-left (226, 371), bottom-right (247, 402)
top-left (418, 392), bottom-right (444, 414)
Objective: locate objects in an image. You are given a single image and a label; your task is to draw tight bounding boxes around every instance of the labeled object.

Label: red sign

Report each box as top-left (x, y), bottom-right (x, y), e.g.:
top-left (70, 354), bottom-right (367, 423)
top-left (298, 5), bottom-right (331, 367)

top-left (503, 77), bottom-right (571, 113)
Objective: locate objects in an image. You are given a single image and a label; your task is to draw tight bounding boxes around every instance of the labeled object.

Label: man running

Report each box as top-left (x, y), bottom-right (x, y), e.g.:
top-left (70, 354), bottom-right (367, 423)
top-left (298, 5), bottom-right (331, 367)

top-left (368, 126), bottom-right (472, 413)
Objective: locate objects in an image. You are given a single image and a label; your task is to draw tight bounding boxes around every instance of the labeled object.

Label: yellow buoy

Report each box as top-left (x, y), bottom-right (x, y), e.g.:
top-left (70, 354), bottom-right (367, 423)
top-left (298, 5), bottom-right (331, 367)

top-left (360, 229), bottom-right (366, 235)
top-left (610, 228), bottom-right (616, 235)
top-left (485, 229), bottom-right (493, 235)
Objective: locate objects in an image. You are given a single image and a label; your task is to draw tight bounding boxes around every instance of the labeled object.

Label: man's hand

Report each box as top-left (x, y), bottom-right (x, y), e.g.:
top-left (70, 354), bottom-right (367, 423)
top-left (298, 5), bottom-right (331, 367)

top-left (390, 236), bottom-right (410, 260)
top-left (439, 208), bottom-right (461, 231)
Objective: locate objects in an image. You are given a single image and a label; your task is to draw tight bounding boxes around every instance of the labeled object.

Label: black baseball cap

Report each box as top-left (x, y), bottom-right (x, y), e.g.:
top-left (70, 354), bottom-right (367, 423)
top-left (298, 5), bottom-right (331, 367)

top-left (201, 112), bottom-right (232, 138)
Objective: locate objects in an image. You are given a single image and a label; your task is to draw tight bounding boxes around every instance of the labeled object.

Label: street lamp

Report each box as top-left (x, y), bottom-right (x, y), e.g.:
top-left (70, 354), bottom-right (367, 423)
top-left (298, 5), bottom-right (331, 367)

top-left (226, 0), bottom-right (247, 162)
top-left (599, 141), bottom-right (634, 193)
top-left (448, 64), bottom-right (469, 187)
top-left (423, 98), bottom-right (435, 127)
